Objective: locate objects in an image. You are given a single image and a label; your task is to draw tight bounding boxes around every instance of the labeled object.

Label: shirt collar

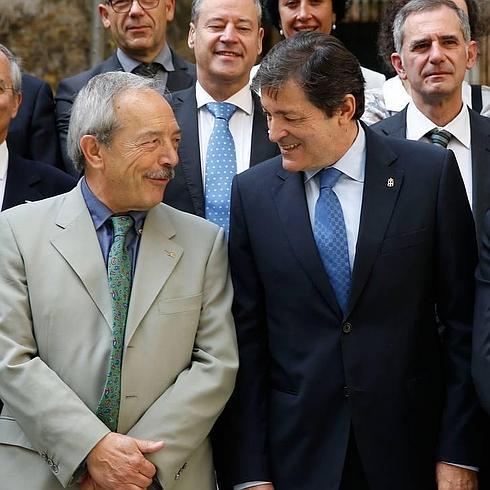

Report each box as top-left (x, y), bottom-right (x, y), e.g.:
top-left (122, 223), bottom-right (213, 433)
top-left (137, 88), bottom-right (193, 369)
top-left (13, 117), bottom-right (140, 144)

top-left (195, 80), bottom-right (253, 116)
top-left (304, 122), bottom-right (366, 184)
top-left (116, 43), bottom-right (175, 73)
top-left (406, 101), bottom-right (471, 148)
top-left (0, 141), bottom-right (8, 181)
top-left (80, 177), bottom-right (147, 232)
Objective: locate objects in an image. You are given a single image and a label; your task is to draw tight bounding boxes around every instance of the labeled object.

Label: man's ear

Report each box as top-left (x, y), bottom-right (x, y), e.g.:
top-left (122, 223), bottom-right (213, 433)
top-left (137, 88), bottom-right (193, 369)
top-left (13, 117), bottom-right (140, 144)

top-left (188, 22), bottom-right (196, 49)
top-left (338, 94), bottom-right (357, 124)
top-left (391, 52), bottom-right (407, 80)
top-left (466, 40), bottom-right (478, 71)
top-left (79, 135), bottom-right (105, 170)
top-left (98, 3), bottom-right (112, 29)
top-left (165, 0), bottom-right (176, 23)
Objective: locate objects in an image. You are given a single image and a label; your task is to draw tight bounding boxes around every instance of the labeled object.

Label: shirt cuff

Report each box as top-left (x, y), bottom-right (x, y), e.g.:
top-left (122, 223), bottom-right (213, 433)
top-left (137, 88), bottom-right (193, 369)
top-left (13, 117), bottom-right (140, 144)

top-left (234, 482), bottom-right (272, 490)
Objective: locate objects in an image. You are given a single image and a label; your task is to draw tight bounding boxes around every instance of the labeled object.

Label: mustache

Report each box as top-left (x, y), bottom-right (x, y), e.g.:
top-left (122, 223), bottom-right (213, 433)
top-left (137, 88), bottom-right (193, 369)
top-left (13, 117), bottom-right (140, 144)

top-left (145, 166), bottom-right (175, 180)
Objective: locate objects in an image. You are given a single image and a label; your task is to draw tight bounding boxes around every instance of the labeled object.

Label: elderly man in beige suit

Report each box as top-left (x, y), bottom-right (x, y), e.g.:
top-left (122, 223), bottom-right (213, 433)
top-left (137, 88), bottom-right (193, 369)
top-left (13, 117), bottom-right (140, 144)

top-left (0, 71), bottom-right (238, 490)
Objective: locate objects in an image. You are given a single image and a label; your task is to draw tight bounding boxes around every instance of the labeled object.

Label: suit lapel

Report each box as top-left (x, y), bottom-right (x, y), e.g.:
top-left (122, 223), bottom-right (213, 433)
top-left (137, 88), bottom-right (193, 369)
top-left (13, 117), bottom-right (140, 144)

top-left (347, 128), bottom-right (403, 316)
top-left (50, 185), bottom-right (112, 328)
top-left (469, 109), bottom-right (490, 245)
top-left (175, 87), bottom-right (206, 216)
top-left (273, 166), bottom-right (342, 316)
top-left (166, 50), bottom-right (195, 92)
top-left (124, 205), bottom-right (183, 345)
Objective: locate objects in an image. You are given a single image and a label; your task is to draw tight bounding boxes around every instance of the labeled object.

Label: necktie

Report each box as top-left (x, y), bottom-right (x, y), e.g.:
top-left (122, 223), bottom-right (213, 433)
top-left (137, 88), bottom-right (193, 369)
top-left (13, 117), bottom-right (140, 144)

top-left (314, 168), bottom-right (351, 314)
top-left (205, 102), bottom-right (237, 235)
top-left (96, 215), bottom-right (134, 431)
top-left (427, 128), bottom-right (452, 148)
top-left (132, 62), bottom-right (164, 78)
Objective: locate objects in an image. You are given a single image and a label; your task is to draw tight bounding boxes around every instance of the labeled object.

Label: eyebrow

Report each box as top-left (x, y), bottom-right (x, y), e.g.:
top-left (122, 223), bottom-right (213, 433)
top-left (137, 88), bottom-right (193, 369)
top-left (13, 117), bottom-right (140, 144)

top-left (409, 34), bottom-right (460, 49)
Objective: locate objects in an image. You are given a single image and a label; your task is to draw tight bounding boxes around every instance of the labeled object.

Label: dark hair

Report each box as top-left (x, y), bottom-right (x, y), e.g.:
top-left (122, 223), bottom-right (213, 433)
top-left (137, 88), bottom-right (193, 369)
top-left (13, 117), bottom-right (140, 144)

top-left (264, 0), bottom-right (347, 32)
top-left (378, 0), bottom-right (484, 74)
top-left (253, 32), bottom-right (365, 119)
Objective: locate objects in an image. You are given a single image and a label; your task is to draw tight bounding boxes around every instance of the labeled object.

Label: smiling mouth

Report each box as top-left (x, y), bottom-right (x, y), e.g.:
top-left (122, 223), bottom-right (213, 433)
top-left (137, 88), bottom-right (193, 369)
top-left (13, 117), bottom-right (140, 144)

top-left (294, 26), bottom-right (318, 32)
top-left (216, 51), bottom-right (241, 57)
top-left (280, 143), bottom-right (300, 151)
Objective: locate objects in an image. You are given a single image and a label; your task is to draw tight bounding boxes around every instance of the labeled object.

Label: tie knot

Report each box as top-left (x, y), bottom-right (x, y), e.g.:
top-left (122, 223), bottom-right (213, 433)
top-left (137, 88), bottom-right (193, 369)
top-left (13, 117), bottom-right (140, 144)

top-left (111, 215), bottom-right (134, 238)
top-left (319, 167), bottom-right (342, 189)
top-left (207, 102), bottom-right (236, 122)
top-left (132, 62), bottom-right (164, 78)
top-left (427, 128), bottom-right (452, 148)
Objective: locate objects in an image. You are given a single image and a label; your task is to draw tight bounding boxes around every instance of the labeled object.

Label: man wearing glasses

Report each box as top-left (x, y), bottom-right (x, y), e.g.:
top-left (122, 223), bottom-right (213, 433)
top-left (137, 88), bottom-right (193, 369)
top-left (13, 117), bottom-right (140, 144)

top-left (56, 0), bottom-right (196, 174)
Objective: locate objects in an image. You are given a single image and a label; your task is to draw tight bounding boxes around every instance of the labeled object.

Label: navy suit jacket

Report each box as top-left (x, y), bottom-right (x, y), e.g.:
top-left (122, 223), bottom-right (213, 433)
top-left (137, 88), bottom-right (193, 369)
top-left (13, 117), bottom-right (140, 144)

top-left (2, 150), bottom-right (76, 212)
top-left (218, 126), bottom-right (479, 490)
top-left (55, 49), bottom-right (196, 174)
top-left (164, 85), bottom-right (279, 216)
top-left (372, 107), bottom-right (490, 249)
top-left (7, 74), bottom-right (63, 170)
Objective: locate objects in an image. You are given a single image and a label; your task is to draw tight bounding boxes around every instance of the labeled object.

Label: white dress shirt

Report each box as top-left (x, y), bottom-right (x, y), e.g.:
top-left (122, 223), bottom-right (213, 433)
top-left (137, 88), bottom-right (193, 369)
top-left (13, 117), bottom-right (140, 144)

top-left (233, 125), bottom-right (366, 490)
top-left (304, 123), bottom-right (366, 269)
top-left (406, 102), bottom-right (473, 209)
top-left (0, 141), bottom-right (9, 210)
top-left (196, 81), bottom-right (254, 188)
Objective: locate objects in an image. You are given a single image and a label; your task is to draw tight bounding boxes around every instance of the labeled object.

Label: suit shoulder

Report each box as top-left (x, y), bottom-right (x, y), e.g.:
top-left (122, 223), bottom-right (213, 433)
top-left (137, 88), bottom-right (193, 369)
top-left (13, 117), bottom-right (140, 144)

top-left (370, 112), bottom-right (405, 135)
top-left (56, 56), bottom-right (119, 96)
top-left (13, 154), bottom-right (76, 185)
top-left (237, 155), bottom-right (283, 182)
top-left (161, 203), bottom-right (221, 235)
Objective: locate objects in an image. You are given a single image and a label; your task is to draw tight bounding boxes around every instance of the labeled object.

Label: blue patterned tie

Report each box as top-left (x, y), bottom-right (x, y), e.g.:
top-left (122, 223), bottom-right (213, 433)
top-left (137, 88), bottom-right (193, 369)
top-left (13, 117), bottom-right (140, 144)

top-left (314, 168), bottom-right (351, 314)
top-left (96, 215), bottom-right (134, 431)
top-left (205, 102), bottom-right (237, 235)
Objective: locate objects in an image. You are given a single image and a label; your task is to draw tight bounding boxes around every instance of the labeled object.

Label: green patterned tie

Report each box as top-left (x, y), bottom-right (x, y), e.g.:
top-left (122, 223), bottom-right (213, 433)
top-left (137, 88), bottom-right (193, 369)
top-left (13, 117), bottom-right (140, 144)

top-left (96, 215), bottom-right (134, 431)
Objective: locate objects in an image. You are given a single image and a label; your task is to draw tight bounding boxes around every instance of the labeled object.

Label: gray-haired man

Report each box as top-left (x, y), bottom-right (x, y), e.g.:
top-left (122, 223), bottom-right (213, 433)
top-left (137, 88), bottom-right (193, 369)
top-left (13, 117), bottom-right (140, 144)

top-left (0, 71), bottom-right (237, 490)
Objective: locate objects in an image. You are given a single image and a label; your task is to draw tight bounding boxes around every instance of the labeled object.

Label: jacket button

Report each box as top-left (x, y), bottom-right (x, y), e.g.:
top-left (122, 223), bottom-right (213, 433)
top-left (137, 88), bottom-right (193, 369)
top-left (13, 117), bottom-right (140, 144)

top-left (342, 322), bottom-right (352, 334)
top-left (344, 386), bottom-right (351, 398)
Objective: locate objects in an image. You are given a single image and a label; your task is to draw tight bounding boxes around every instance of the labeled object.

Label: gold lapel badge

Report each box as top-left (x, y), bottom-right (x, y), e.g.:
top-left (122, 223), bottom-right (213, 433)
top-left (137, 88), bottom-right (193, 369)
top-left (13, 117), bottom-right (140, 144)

top-left (164, 250), bottom-right (176, 258)
top-left (387, 177), bottom-right (395, 188)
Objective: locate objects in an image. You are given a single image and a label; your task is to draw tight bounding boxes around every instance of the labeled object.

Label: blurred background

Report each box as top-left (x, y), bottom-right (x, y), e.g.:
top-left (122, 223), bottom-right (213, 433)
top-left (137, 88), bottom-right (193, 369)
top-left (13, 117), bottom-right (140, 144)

top-left (1, 0), bottom-right (489, 90)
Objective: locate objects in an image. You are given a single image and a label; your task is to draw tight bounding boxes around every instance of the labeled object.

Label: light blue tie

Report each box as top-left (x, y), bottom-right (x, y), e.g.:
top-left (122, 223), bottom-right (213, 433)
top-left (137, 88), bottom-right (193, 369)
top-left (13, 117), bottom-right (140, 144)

top-left (314, 168), bottom-right (351, 314)
top-left (205, 102), bottom-right (237, 235)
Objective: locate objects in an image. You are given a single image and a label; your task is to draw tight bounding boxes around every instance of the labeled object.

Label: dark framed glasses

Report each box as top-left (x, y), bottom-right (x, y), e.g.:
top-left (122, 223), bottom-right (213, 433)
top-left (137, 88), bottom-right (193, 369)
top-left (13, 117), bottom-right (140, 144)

top-left (108, 0), bottom-right (160, 14)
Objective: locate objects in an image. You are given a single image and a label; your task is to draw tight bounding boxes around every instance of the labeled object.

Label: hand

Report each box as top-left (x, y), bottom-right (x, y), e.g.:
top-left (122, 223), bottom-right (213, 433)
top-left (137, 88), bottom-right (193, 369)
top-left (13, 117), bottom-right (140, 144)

top-left (86, 432), bottom-right (164, 489)
top-left (436, 462), bottom-right (478, 490)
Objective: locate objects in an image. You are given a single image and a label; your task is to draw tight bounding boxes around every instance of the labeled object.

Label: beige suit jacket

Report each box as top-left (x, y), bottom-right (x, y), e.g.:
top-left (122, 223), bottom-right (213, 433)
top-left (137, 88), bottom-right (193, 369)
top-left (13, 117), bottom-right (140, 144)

top-left (0, 184), bottom-right (238, 489)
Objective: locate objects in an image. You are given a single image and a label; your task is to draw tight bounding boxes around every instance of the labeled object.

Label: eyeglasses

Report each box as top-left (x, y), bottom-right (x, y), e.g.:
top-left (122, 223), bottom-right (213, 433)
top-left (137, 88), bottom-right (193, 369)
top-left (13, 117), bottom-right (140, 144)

top-left (108, 0), bottom-right (160, 14)
top-left (0, 85), bottom-right (15, 96)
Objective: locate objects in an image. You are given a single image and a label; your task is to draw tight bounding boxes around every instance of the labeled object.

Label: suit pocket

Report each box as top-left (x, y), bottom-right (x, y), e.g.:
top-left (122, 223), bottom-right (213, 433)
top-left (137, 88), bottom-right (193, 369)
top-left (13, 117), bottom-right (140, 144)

top-left (380, 228), bottom-right (428, 255)
top-left (0, 417), bottom-right (35, 451)
top-left (158, 293), bottom-right (202, 314)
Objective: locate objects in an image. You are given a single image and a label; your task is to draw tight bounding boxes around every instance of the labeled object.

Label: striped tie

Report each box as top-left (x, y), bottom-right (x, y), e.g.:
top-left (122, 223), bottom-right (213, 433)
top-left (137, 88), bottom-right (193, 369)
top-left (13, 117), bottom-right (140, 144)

top-left (427, 128), bottom-right (452, 148)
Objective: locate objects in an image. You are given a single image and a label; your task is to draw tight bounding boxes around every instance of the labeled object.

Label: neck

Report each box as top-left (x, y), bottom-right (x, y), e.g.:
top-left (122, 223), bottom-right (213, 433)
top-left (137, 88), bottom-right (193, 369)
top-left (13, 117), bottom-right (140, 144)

top-left (328, 121), bottom-right (359, 167)
top-left (412, 92), bottom-right (463, 127)
top-left (198, 75), bottom-right (248, 102)
top-left (125, 42), bottom-right (165, 65)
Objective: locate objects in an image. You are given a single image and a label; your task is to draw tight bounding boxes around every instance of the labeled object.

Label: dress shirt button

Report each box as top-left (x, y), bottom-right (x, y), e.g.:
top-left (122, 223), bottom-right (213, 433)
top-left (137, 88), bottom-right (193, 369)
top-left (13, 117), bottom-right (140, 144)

top-left (343, 386), bottom-right (351, 398)
top-left (342, 322), bottom-right (352, 334)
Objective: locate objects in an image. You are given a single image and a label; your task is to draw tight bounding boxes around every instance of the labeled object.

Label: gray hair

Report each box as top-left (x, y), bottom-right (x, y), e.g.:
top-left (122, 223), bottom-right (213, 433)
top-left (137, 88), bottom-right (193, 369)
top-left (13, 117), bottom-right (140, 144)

top-left (67, 71), bottom-right (166, 171)
top-left (393, 0), bottom-right (471, 53)
top-left (0, 44), bottom-right (22, 93)
top-left (190, 0), bottom-right (262, 23)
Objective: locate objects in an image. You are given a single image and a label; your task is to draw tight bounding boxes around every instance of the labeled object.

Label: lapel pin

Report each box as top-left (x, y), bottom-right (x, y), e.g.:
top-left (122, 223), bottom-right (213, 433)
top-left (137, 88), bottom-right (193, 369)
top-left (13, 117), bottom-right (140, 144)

top-left (386, 177), bottom-right (395, 188)
top-left (164, 250), bottom-right (176, 258)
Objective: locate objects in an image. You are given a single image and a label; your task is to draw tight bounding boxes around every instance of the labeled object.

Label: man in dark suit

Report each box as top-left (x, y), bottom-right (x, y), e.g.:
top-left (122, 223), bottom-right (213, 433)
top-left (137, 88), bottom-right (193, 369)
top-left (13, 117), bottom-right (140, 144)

top-left (56, 0), bottom-right (196, 174)
top-left (164, 0), bottom-right (278, 226)
top-left (217, 32), bottom-right (479, 490)
top-left (7, 73), bottom-right (63, 170)
top-left (372, 0), bottom-right (490, 248)
top-left (0, 44), bottom-right (75, 212)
